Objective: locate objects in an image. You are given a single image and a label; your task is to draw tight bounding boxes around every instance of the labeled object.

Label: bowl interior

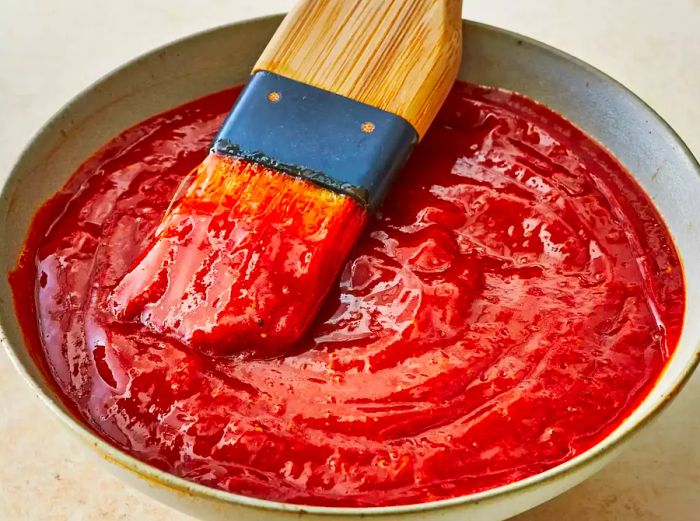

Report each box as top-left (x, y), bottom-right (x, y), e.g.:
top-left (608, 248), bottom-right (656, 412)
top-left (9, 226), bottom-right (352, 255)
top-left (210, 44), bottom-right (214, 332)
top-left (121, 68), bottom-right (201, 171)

top-left (1, 16), bottom-right (699, 514)
top-left (458, 24), bottom-right (700, 438)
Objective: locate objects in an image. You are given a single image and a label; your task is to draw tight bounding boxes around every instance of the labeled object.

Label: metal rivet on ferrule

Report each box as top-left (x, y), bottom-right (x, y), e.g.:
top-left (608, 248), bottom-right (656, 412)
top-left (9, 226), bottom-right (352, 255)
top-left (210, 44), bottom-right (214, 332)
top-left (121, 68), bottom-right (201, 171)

top-left (361, 121), bottom-right (375, 133)
top-left (267, 91), bottom-right (281, 103)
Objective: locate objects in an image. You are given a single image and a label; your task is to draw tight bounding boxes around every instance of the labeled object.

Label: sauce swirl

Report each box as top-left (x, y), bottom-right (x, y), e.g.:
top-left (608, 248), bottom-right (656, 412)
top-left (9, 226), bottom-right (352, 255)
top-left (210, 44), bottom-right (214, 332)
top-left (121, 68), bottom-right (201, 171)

top-left (10, 82), bottom-right (684, 507)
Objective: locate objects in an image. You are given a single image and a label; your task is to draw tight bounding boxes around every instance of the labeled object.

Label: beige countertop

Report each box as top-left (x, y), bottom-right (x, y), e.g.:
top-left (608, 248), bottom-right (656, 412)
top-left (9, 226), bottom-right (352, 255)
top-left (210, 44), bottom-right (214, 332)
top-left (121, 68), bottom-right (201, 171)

top-left (1, 1), bottom-right (698, 519)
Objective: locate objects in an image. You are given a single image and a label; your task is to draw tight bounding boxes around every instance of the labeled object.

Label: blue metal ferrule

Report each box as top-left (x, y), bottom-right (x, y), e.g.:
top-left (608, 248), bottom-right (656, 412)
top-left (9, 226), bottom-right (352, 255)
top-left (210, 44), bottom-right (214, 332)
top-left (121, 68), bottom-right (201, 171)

top-left (212, 71), bottom-right (418, 210)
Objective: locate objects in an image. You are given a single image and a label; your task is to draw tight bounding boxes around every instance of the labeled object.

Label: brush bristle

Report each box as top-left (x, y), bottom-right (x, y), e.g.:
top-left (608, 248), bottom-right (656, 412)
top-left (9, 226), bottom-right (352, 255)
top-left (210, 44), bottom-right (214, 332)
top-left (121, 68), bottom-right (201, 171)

top-left (109, 152), bottom-right (366, 357)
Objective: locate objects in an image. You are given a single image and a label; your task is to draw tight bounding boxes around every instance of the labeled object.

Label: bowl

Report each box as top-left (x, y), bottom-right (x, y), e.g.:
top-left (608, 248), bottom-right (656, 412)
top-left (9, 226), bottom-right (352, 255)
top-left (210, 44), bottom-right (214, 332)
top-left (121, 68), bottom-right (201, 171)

top-left (1, 16), bottom-right (699, 521)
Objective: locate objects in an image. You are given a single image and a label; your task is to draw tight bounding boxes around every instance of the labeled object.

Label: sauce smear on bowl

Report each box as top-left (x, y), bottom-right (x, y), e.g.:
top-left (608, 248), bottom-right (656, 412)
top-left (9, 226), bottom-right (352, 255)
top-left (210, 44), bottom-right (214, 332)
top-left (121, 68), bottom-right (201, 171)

top-left (10, 81), bottom-right (684, 507)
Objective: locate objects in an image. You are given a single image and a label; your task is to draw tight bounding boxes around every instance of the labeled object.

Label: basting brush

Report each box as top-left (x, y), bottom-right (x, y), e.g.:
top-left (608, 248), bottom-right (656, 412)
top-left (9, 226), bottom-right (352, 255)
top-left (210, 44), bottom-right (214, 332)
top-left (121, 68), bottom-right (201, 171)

top-left (110, 0), bottom-right (463, 357)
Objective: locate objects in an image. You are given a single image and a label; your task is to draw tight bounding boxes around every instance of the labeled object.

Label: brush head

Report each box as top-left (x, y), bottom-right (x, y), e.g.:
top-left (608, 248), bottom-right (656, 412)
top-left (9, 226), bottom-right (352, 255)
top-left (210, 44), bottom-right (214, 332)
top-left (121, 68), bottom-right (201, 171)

top-left (109, 153), bottom-right (366, 357)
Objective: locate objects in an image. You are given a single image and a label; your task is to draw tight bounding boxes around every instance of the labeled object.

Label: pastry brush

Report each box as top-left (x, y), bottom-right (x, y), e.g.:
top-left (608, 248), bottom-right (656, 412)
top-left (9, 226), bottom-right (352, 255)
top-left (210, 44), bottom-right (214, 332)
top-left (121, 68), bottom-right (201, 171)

top-left (110, 0), bottom-right (462, 357)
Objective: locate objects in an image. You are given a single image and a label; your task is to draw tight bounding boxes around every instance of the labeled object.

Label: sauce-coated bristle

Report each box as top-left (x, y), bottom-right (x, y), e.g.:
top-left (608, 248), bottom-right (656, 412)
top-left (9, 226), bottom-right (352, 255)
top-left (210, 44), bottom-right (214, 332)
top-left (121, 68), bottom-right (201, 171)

top-left (109, 153), bottom-right (366, 357)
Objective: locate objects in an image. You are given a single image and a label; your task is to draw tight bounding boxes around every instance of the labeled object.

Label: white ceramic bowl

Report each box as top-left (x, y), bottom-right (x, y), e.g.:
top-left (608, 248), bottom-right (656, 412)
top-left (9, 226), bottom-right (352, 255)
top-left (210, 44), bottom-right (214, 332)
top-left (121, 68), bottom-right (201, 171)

top-left (1, 17), bottom-right (699, 521)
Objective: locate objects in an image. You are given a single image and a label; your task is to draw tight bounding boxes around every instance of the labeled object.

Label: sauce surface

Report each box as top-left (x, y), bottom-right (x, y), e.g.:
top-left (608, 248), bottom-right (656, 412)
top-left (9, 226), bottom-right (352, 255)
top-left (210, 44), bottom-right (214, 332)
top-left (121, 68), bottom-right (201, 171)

top-left (10, 82), bottom-right (684, 507)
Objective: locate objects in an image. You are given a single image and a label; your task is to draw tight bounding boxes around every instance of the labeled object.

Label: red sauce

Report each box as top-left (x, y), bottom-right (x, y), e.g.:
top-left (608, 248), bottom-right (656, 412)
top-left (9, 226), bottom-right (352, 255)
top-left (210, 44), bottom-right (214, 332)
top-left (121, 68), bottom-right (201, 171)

top-left (10, 82), bottom-right (684, 507)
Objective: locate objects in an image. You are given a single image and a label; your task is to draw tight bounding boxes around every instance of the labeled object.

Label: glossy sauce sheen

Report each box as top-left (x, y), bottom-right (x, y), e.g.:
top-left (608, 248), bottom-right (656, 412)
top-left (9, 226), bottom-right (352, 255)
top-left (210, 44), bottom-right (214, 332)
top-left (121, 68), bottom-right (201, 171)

top-left (11, 82), bottom-right (684, 507)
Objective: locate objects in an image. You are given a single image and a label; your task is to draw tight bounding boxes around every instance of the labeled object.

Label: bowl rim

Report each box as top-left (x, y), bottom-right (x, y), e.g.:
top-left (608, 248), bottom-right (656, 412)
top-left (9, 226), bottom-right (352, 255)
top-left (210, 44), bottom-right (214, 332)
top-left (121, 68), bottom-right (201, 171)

top-left (2, 14), bottom-right (699, 517)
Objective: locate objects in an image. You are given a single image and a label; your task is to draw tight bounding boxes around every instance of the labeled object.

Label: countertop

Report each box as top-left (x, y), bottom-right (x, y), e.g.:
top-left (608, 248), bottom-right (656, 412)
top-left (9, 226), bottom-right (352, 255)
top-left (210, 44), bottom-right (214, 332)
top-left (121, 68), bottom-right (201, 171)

top-left (1, 1), bottom-right (698, 519)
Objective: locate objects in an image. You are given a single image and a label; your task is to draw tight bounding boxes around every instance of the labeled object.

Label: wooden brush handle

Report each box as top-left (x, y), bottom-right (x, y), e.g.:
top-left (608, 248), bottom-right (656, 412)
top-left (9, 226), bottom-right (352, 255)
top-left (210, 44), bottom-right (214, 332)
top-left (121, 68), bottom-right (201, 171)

top-left (254, 0), bottom-right (463, 139)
